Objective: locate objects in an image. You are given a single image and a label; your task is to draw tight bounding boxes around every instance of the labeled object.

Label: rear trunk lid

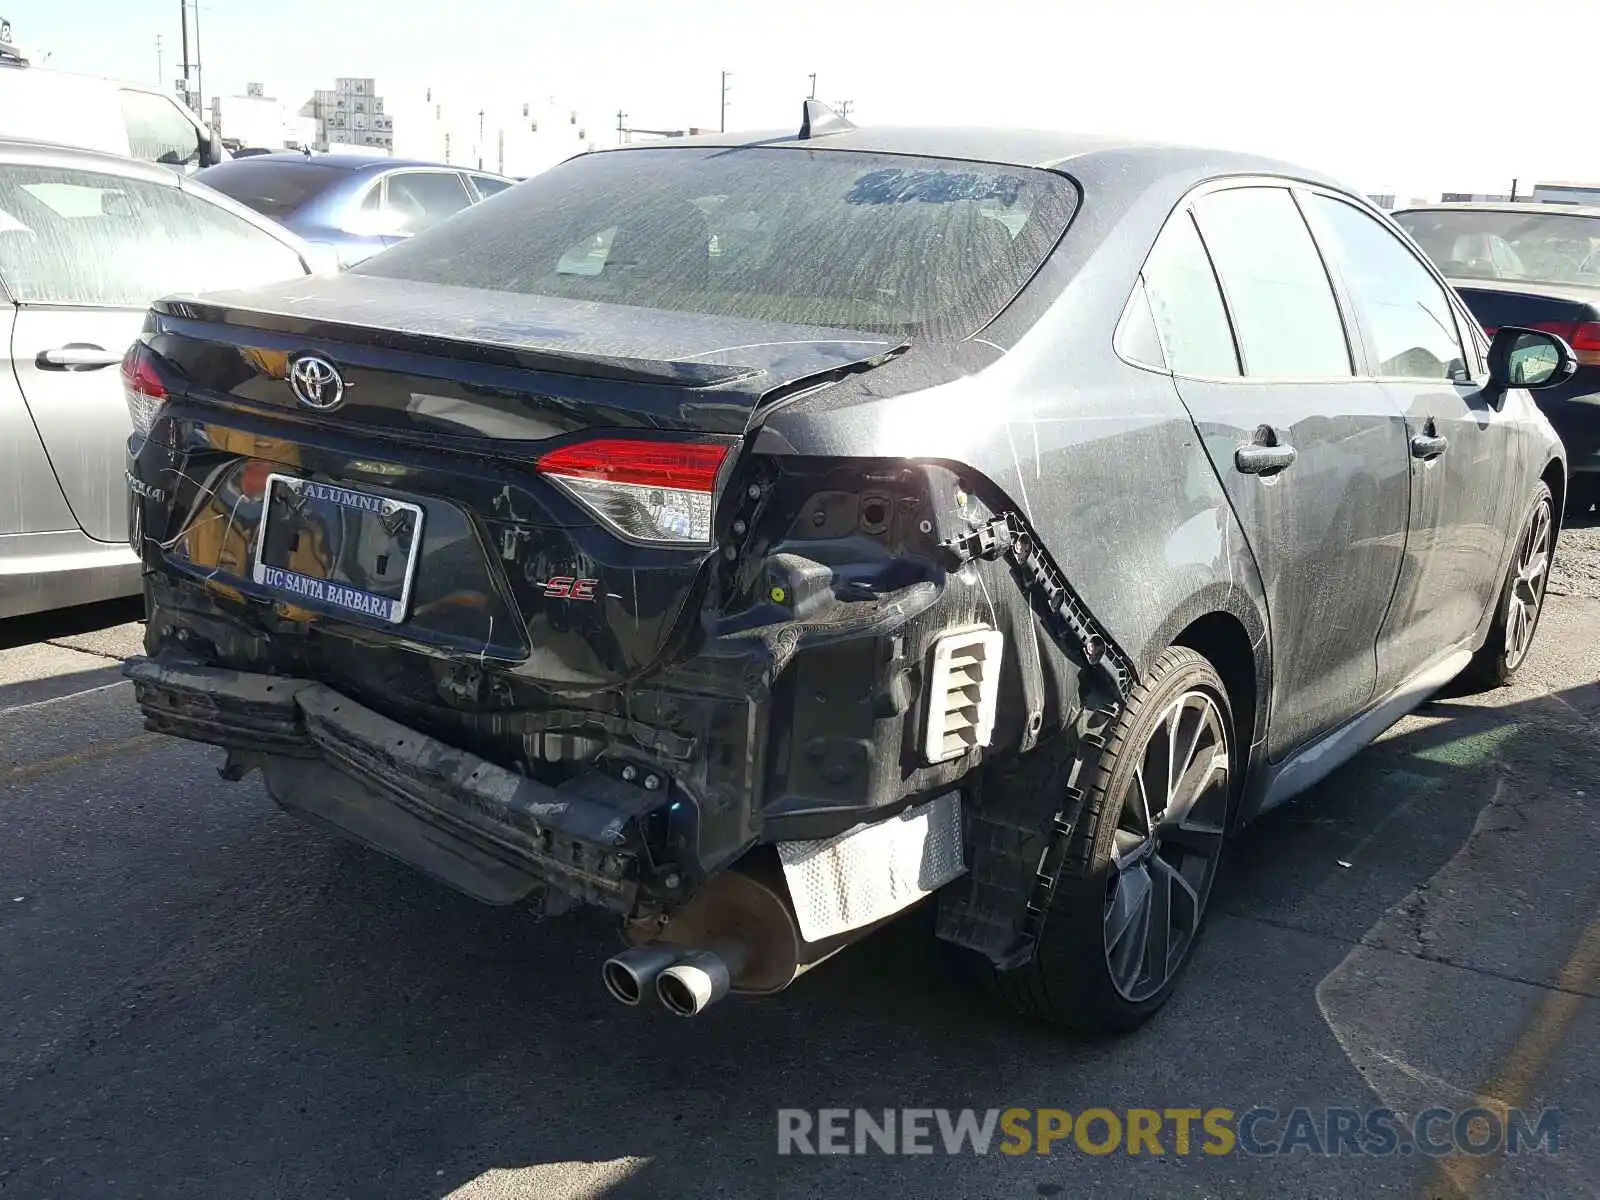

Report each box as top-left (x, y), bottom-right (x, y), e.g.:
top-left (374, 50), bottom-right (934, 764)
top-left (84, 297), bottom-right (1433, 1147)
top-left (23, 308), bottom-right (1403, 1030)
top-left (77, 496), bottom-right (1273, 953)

top-left (1448, 277), bottom-right (1600, 334)
top-left (139, 275), bottom-right (906, 686)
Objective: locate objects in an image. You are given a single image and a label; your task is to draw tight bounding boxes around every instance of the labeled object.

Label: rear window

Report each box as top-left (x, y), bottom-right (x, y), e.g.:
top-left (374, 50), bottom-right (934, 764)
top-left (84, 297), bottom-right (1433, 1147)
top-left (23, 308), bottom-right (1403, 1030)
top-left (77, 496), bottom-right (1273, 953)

top-left (355, 147), bottom-right (1078, 339)
top-left (194, 159), bottom-right (351, 219)
top-left (1392, 209), bottom-right (1600, 286)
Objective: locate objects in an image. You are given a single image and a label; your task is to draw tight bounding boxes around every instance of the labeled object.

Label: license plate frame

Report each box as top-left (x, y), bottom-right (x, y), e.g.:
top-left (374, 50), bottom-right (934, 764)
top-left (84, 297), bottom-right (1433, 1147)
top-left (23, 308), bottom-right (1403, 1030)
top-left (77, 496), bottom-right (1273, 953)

top-left (250, 473), bottom-right (426, 625)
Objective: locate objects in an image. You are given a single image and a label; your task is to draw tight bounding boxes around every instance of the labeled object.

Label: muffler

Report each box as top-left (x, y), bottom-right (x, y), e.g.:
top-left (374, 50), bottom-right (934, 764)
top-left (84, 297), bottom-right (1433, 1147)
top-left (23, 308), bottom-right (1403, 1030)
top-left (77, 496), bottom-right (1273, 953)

top-left (601, 943), bottom-right (683, 1006)
top-left (612, 858), bottom-right (907, 1017)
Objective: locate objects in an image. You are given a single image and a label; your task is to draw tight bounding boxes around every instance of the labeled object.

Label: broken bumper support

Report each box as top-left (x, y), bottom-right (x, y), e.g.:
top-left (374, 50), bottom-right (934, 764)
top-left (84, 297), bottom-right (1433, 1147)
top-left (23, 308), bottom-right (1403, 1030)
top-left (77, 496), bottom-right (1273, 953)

top-left (124, 657), bottom-right (647, 911)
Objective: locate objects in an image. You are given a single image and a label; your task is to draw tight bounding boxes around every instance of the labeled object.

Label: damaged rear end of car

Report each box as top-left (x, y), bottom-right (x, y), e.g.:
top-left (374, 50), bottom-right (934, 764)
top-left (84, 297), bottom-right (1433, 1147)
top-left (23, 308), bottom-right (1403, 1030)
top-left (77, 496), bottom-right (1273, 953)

top-left (123, 138), bottom-right (1113, 1014)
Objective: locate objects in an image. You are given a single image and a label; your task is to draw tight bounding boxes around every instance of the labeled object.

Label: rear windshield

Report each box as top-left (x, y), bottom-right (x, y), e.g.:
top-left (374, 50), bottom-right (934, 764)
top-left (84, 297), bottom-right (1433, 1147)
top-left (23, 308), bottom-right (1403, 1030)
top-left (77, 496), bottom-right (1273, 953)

top-left (355, 147), bottom-right (1077, 339)
top-left (194, 159), bottom-right (350, 219)
top-left (1392, 209), bottom-right (1600, 286)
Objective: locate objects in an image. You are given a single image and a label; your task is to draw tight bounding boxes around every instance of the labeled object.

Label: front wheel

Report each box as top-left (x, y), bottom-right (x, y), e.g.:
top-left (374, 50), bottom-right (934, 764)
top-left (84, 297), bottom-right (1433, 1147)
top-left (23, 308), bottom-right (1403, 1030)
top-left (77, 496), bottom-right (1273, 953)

top-left (994, 646), bottom-right (1235, 1034)
top-left (1457, 482), bottom-right (1554, 692)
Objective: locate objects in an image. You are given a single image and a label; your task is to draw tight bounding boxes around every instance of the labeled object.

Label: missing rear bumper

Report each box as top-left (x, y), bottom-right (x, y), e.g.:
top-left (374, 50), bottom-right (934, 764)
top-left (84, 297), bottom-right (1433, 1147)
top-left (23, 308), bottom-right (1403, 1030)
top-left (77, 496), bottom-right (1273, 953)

top-left (125, 657), bottom-right (646, 911)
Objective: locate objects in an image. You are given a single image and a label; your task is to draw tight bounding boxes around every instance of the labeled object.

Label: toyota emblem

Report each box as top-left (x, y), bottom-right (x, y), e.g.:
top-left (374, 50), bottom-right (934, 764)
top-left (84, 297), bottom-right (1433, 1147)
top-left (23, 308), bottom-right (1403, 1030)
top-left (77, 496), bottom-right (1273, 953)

top-left (287, 354), bottom-right (346, 410)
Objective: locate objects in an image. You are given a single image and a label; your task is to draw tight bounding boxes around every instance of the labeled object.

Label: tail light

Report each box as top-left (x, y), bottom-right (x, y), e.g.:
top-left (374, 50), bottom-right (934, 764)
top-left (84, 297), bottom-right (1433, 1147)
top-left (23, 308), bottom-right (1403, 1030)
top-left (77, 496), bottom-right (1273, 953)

top-left (1562, 321), bottom-right (1600, 367)
top-left (536, 438), bottom-right (732, 546)
top-left (121, 342), bottom-right (168, 435)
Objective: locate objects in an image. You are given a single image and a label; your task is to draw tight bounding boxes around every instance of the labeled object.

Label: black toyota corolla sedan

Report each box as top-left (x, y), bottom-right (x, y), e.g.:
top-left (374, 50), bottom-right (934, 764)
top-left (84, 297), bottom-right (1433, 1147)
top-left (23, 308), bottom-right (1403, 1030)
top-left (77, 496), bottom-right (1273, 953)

top-left (122, 103), bottom-right (1571, 1034)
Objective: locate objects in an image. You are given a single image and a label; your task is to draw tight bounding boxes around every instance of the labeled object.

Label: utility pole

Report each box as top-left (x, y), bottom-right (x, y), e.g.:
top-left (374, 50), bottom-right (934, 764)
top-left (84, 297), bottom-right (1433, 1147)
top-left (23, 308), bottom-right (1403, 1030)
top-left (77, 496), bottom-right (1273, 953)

top-left (808, 73), bottom-right (817, 100)
top-left (192, 0), bottom-right (202, 116)
top-left (178, 0), bottom-right (190, 110)
top-left (834, 99), bottom-right (854, 119)
top-left (155, 34), bottom-right (163, 86)
top-left (720, 70), bottom-right (732, 133)
top-left (616, 109), bottom-right (627, 145)
top-left (477, 108), bottom-right (484, 169)
top-left (1510, 178), bottom-right (1519, 203)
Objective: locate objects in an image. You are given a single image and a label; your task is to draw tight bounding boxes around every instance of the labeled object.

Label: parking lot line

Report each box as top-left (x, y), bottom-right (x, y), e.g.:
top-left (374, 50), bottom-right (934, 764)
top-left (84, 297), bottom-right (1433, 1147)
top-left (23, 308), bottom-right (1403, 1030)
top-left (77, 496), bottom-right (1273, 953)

top-left (2, 732), bottom-right (164, 786)
top-left (0, 678), bottom-right (129, 717)
top-left (1433, 908), bottom-right (1600, 1197)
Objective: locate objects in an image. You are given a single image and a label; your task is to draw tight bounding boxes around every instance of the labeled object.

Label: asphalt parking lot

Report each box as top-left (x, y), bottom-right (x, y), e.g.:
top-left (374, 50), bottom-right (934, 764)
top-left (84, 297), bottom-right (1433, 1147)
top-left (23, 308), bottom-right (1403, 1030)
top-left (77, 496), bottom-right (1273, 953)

top-left (2, 518), bottom-right (1597, 1200)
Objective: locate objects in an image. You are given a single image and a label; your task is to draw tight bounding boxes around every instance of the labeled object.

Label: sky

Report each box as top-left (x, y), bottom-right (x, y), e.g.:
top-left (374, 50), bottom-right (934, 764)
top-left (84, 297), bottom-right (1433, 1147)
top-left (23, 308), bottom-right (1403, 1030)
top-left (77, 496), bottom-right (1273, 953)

top-left (9, 0), bottom-right (1593, 200)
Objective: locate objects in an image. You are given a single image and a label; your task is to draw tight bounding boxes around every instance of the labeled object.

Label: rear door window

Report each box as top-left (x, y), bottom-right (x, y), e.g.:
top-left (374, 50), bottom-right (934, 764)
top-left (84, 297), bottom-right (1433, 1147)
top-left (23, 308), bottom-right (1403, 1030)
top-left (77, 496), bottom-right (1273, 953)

top-left (0, 166), bottom-right (306, 306)
top-left (1193, 186), bottom-right (1353, 378)
top-left (356, 146), bottom-right (1078, 340)
top-left (383, 171), bottom-right (472, 235)
top-left (118, 90), bottom-right (203, 168)
top-left (1138, 212), bottom-right (1240, 377)
top-left (468, 174), bottom-right (513, 199)
top-left (1303, 194), bottom-right (1468, 381)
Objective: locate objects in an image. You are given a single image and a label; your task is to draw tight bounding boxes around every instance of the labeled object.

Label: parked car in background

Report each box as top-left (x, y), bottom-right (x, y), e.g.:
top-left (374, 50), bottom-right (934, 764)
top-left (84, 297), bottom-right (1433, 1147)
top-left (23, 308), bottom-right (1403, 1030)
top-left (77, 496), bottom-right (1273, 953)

top-left (194, 153), bottom-right (516, 268)
top-left (125, 107), bottom-right (1569, 1035)
top-left (0, 139), bottom-right (317, 619)
top-left (1393, 203), bottom-right (1600, 514)
top-left (0, 40), bottom-right (227, 171)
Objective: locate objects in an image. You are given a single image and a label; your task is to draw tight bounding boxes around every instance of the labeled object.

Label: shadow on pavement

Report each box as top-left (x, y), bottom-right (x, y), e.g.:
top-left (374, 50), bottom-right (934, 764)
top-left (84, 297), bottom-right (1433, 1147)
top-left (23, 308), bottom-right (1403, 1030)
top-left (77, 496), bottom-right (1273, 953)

top-left (0, 597), bottom-right (143, 653)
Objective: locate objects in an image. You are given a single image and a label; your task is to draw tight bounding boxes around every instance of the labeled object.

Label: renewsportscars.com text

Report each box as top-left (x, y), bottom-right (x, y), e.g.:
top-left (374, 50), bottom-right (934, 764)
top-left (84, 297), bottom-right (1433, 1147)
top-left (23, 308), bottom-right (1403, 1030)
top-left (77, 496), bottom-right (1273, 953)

top-left (776, 1106), bottom-right (1561, 1157)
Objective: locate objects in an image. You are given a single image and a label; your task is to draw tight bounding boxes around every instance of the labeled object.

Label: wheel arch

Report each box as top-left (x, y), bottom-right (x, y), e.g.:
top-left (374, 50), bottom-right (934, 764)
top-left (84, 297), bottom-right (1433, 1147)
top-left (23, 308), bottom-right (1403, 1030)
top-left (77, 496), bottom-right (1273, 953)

top-left (1144, 587), bottom-right (1270, 795)
top-left (1540, 457), bottom-right (1566, 528)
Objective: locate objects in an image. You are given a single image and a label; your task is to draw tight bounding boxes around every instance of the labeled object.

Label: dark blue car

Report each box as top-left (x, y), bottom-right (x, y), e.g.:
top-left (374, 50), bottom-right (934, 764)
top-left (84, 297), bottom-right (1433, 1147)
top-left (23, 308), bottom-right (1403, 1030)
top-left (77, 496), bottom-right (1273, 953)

top-left (194, 152), bottom-right (515, 268)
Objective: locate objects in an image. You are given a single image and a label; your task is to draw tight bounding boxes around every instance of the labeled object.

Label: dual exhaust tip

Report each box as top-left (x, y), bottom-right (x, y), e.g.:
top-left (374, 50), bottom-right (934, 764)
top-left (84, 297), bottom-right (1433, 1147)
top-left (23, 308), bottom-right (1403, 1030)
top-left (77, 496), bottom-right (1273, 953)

top-left (601, 944), bottom-right (735, 1017)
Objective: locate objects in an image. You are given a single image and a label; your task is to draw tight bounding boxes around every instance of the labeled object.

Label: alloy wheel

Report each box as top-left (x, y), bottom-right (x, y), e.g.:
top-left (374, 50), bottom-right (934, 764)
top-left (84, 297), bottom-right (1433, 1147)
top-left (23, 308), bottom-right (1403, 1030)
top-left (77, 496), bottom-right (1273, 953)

top-left (1104, 689), bottom-right (1231, 1002)
top-left (1504, 497), bottom-right (1552, 672)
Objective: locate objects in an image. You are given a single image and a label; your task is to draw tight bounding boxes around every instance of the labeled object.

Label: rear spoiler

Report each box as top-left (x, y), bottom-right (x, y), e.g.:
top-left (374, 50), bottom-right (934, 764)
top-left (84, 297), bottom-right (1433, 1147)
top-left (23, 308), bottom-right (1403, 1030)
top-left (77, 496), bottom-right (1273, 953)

top-left (151, 299), bottom-right (771, 389)
top-left (150, 296), bottom-right (909, 395)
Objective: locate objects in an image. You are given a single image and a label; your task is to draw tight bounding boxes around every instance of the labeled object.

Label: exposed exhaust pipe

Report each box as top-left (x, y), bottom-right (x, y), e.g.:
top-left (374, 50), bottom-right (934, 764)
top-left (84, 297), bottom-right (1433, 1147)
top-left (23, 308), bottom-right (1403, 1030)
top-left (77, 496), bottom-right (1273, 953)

top-left (656, 948), bottom-right (739, 1017)
top-left (601, 943), bottom-right (684, 1006)
top-left (610, 860), bottom-right (909, 1017)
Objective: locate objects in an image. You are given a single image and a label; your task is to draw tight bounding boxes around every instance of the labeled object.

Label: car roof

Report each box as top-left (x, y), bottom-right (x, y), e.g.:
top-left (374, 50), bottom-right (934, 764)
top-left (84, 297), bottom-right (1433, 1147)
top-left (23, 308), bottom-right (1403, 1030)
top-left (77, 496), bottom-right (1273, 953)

top-left (210, 152), bottom-right (508, 177)
top-left (0, 136), bottom-right (183, 184)
top-left (1393, 201), bottom-right (1600, 219)
top-left (598, 123), bottom-right (1342, 186)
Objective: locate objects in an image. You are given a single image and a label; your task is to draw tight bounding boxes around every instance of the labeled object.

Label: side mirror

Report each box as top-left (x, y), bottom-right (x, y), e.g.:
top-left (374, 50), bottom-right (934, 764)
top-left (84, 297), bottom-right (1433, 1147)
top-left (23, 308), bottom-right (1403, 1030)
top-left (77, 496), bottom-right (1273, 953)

top-left (1486, 326), bottom-right (1577, 393)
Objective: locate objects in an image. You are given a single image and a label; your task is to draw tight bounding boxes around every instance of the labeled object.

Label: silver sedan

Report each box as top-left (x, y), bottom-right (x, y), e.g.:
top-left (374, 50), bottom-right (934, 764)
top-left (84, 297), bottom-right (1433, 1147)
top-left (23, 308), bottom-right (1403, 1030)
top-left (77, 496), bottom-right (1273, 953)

top-left (0, 138), bottom-right (318, 619)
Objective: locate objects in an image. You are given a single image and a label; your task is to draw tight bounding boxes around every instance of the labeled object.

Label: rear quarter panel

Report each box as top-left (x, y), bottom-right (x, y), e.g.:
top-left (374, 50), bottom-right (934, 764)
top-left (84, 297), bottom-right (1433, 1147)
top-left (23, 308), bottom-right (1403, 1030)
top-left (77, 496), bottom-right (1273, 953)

top-left (755, 168), bottom-right (1273, 745)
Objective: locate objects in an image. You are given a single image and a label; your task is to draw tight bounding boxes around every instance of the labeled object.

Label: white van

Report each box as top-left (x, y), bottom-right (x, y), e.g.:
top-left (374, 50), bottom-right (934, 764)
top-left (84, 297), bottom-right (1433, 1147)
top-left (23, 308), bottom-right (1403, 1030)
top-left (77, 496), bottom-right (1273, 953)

top-left (0, 37), bottom-right (227, 170)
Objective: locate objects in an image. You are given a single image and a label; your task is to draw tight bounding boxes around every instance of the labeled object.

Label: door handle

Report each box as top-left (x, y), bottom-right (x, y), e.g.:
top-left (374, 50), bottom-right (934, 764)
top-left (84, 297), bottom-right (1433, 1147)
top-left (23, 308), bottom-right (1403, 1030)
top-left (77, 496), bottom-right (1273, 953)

top-left (1235, 426), bottom-right (1298, 476)
top-left (37, 344), bottom-right (124, 371)
top-left (1410, 432), bottom-right (1449, 460)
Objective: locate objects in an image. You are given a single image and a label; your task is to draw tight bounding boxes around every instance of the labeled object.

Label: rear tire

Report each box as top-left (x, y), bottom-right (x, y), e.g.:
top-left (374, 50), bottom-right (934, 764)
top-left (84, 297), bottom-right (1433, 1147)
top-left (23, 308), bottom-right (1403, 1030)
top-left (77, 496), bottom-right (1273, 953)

top-left (993, 646), bottom-right (1235, 1034)
top-left (1457, 482), bottom-right (1554, 693)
